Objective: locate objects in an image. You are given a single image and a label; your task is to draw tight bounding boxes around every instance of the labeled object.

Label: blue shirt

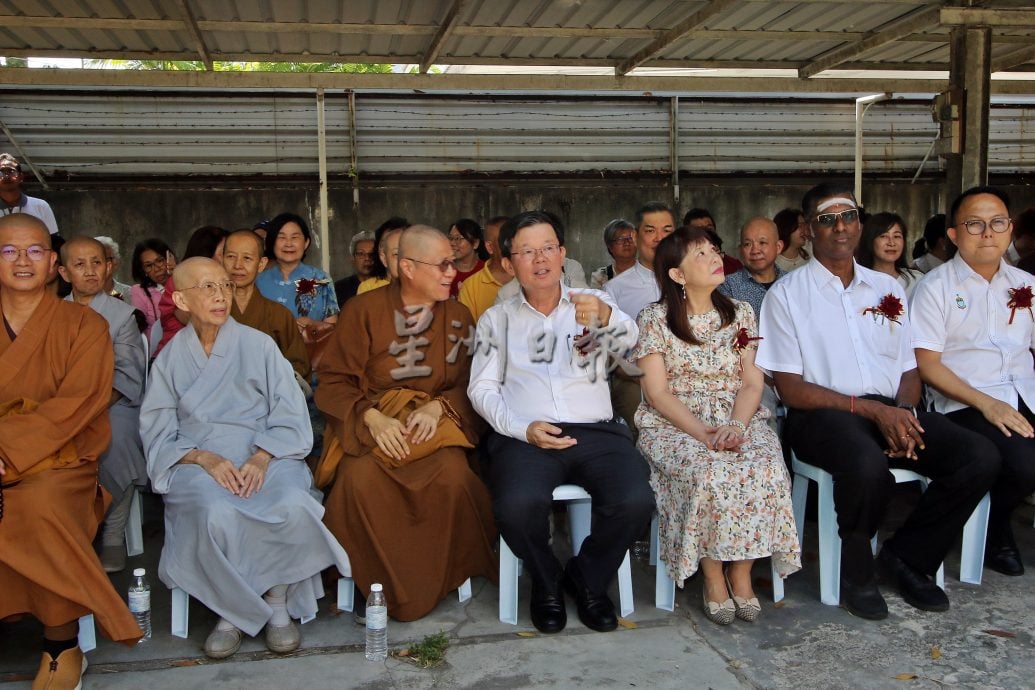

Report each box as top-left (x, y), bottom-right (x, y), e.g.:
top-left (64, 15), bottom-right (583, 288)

top-left (255, 263), bottom-right (340, 321)
top-left (719, 266), bottom-right (786, 321)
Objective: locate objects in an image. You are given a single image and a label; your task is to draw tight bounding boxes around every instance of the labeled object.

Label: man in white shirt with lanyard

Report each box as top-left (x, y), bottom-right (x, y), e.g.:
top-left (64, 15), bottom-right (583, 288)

top-left (604, 202), bottom-right (676, 436)
top-left (757, 183), bottom-right (998, 620)
top-left (0, 154), bottom-right (59, 236)
top-left (469, 210), bottom-right (654, 635)
top-left (912, 186), bottom-right (1035, 577)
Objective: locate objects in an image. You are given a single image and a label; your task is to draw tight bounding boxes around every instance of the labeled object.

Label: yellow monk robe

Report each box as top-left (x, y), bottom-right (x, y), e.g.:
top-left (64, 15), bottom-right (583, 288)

top-left (0, 293), bottom-right (142, 644)
top-left (315, 283), bottom-right (497, 621)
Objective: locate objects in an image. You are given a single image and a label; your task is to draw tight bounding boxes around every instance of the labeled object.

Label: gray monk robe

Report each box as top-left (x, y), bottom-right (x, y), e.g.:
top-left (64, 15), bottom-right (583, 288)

top-left (141, 317), bottom-right (351, 635)
top-left (67, 290), bottom-right (147, 502)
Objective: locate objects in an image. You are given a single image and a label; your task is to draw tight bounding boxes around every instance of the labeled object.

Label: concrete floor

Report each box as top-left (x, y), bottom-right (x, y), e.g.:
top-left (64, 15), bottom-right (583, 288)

top-left (2, 491), bottom-right (1033, 689)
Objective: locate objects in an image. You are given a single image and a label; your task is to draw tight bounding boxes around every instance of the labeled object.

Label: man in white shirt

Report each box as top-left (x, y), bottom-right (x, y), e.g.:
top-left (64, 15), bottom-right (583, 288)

top-left (757, 183), bottom-right (998, 621)
top-left (469, 210), bottom-right (654, 635)
top-left (0, 153), bottom-right (59, 235)
top-left (604, 202), bottom-right (676, 434)
top-left (912, 186), bottom-right (1035, 577)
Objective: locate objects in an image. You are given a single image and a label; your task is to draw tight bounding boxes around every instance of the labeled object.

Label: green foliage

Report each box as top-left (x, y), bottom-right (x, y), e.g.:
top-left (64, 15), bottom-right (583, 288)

top-left (85, 59), bottom-right (392, 73)
top-left (402, 631), bottom-right (449, 668)
top-left (1, 57), bottom-right (29, 67)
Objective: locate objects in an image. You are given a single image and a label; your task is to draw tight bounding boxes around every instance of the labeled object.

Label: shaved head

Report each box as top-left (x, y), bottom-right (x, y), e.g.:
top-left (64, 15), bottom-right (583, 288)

top-left (0, 213), bottom-right (51, 247)
top-left (226, 229), bottom-right (265, 255)
top-left (173, 256), bottom-right (226, 290)
top-left (739, 216), bottom-right (778, 242)
top-left (398, 224), bottom-right (448, 259)
top-left (59, 235), bottom-right (106, 264)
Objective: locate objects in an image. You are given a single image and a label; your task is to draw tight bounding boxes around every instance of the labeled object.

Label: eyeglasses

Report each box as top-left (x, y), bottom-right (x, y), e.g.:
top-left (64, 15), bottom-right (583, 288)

top-left (0, 168), bottom-right (20, 180)
top-left (610, 236), bottom-right (636, 246)
top-left (354, 250), bottom-right (375, 258)
top-left (813, 209), bottom-right (860, 228)
top-left (181, 280), bottom-right (235, 296)
top-left (510, 243), bottom-right (561, 262)
top-left (0, 244), bottom-right (48, 262)
top-left (142, 257), bottom-right (167, 272)
top-left (406, 257), bottom-right (457, 273)
top-left (447, 234), bottom-right (470, 244)
top-left (959, 217), bottom-right (1012, 235)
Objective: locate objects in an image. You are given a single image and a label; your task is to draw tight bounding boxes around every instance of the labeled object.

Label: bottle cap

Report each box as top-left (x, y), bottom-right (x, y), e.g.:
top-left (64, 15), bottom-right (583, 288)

top-left (133, 568), bottom-right (146, 577)
top-left (370, 583), bottom-right (382, 593)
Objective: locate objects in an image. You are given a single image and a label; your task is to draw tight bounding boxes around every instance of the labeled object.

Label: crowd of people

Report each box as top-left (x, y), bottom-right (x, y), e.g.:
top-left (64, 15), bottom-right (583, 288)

top-left (3, 144), bottom-right (1035, 688)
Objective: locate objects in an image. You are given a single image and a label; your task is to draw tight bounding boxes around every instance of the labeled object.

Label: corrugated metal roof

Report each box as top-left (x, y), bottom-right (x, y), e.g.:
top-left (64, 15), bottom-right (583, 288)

top-left (1, 1), bottom-right (1033, 76)
top-left (1, 91), bottom-right (1030, 179)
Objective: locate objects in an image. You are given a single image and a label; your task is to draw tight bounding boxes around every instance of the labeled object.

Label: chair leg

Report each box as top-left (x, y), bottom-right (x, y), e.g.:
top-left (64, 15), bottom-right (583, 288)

top-left (960, 492), bottom-right (990, 585)
top-left (499, 538), bottom-right (520, 625)
top-left (567, 499), bottom-right (592, 554)
top-left (125, 488), bottom-right (144, 558)
top-left (651, 515), bottom-right (676, 611)
top-left (771, 558), bottom-right (784, 603)
top-left (171, 588), bottom-right (189, 638)
top-left (617, 550), bottom-right (633, 618)
top-left (649, 513), bottom-right (659, 566)
top-left (77, 614), bottom-right (96, 653)
top-left (791, 474), bottom-right (808, 548)
top-left (816, 474), bottom-right (841, 606)
top-left (336, 577), bottom-right (354, 613)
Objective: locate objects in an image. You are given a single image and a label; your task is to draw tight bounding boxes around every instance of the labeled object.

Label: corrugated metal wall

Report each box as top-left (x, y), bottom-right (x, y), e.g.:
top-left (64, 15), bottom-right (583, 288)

top-left (1, 92), bottom-right (1032, 179)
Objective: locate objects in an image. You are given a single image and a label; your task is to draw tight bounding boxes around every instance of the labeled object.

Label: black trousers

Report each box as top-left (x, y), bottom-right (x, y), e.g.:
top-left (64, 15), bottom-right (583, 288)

top-left (785, 399), bottom-right (999, 581)
top-left (947, 402), bottom-right (1035, 549)
top-left (485, 421), bottom-right (655, 594)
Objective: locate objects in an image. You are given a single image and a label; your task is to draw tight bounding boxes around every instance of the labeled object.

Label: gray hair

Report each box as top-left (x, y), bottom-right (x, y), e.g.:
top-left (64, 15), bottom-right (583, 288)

top-left (349, 230), bottom-right (376, 256)
top-left (603, 219), bottom-right (635, 245)
top-left (94, 235), bottom-right (121, 261)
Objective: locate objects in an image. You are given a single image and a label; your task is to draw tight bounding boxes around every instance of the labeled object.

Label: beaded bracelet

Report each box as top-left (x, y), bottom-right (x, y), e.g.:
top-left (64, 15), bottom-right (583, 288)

top-left (725, 419), bottom-right (747, 434)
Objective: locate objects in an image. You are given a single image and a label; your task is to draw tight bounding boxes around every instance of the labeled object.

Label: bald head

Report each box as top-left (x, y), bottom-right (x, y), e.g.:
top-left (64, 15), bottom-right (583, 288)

top-left (226, 229), bottom-right (265, 255)
top-left (740, 217), bottom-right (778, 242)
top-left (398, 224), bottom-right (449, 259)
top-left (0, 213), bottom-right (51, 247)
top-left (738, 216), bottom-right (783, 278)
top-left (59, 235), bottom-right (106, 264)
top-left (173, 256), bottom-right (226, 290)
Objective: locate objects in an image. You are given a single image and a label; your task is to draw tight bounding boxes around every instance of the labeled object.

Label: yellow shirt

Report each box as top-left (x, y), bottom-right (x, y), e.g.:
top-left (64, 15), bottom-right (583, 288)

top-left (356, 276), bottom-right (391, 295)
top-left (458, 261), bottom-right (509, 322)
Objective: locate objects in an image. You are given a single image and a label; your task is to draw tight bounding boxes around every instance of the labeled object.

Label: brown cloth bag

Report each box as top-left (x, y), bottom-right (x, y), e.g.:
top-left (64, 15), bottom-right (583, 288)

top-left (315, 388), bottom-right (473, 487)
top-left (0, 398), bottom-right (80, 487)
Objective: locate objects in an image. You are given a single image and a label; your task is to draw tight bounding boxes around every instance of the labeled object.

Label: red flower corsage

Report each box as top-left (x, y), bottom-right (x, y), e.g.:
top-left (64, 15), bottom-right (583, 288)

top-left (733, 327), bottom-right (762, 351)
top-left (862, 293), bottom-right (904, 325)
top-left (1007, 285), bottom-right (1034, 324)
top-left (295, 277), bottom-right (328, 296)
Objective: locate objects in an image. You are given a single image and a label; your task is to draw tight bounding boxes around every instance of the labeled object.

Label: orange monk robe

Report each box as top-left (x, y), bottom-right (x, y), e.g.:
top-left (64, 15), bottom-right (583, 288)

top-left (0, 293), bottom-right (142, 644)
top-left (231, 290), bottom-right (311, 380)
top-left (315, 283), bottom-right (497, 621)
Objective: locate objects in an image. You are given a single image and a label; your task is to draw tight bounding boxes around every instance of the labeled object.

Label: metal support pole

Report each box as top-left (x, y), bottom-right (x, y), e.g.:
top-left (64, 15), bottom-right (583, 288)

top-left (348, 90), bottom-right (359, 208)
top-left (316, 88), bottom-right (330, 275)
top-left (854, 93), bottom-right (890, 207)
top-left (669, 97), bottom-right (680, 205)
top-left (0, 119), bottom-right (50, 190)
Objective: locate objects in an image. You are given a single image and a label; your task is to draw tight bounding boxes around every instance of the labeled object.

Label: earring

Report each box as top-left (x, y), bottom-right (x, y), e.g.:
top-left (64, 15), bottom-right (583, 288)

top-left (681, 284), bottom-right (687, 300)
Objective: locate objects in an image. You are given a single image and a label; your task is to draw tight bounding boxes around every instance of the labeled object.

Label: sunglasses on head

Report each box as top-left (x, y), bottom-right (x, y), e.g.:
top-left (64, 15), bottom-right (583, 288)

top-left (813, 209), bottom-right (859, 228)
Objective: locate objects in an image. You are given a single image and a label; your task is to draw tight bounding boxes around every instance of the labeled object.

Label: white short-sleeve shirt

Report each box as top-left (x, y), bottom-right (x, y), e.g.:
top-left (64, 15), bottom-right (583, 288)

top-left (910, 254), bottom-right (1035, 414)
top-left (604, 261), bottom-right (659, 324)
top-left (756, 258), bottom-right (916, 399)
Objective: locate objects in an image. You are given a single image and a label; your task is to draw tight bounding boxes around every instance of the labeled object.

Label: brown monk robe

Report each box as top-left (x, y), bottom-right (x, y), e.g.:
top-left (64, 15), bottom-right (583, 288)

top-left (315, 225), bottom-right (497, 621)
top-left (0, 216), bottom-right (142, 676)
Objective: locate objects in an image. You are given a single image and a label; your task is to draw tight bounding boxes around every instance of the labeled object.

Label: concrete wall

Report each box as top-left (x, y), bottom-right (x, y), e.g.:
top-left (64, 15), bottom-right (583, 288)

top-left (43, 176), bottom-right (1035, 285)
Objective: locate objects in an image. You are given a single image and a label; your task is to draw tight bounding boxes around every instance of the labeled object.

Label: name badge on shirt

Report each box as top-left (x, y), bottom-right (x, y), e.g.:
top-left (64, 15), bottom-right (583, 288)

top-left (955, 294), bottom-right (967, 310)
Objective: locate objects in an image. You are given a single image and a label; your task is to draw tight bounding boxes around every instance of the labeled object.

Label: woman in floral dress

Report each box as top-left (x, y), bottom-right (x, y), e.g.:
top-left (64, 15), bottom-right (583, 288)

top-left (632, 225), bottom-right (799, 626)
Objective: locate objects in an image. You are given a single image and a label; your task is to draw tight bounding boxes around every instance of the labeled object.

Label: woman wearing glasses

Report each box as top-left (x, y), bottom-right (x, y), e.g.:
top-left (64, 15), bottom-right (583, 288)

top-left (447, 218), bottom-right (488, 298)
top-left (130, 238), bottom-right (175, 341)
top-left (590, 219), bottom-right (638, 289)
top-left (856, 212), bottom-right (924, 298)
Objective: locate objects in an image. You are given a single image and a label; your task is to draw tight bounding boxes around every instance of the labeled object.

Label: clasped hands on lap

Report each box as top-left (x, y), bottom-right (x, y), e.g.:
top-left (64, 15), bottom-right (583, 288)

top-left (181, 448), bottom-right (273, 498)
top-left (855, 399), bottom-right (926, 461)
top-left (363, 400), bottom-right (443, 461)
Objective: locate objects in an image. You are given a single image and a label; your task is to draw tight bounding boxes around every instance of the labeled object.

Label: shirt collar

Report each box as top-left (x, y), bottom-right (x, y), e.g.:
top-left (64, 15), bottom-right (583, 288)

top-left (517, 281), bottom-right (572, 316)
top-left (1, 192), bottom-right (28, 211)
top-left (806, 257), bottom-right (869, 292)
top-left (949, 252), bottom-right (1010, 287)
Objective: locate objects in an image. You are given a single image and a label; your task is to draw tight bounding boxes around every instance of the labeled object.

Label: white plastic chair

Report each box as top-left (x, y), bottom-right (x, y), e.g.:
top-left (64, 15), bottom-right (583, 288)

top-left (498, 484), bottom-right (634, 625)
top-left (125, 487), bottom-right (144, 558)
top-left (791, 454), bottom-right (990, 606)
top-left (171, 586), bottom-right (320, 638)
top-left (77, 614), bottom-right (96, 653)
top-left (649, 512), bottom-right (785, 611)
top-left (335, 576), bottom-right (472, 615)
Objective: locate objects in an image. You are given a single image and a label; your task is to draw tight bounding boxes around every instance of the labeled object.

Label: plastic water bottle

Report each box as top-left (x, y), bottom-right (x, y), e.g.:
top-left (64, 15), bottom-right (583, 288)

top-left (128, 568), bottom-right (152, 640)
top-left (364, 583), bottom-right (387, 661)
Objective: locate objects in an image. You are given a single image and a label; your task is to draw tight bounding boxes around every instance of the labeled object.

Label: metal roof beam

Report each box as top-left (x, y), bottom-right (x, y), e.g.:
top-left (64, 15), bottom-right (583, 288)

top-left (421, 0), bottom-right (469, 73)
top-left (2, 66), bottom-right (1033, 95)
top-left (616, 0), bottom-right (739, 76)
top-left (799, 6), bottom-right (941, 78)
top-left (992, 45), bottom-right (1035, 73)
top-left (940, 8), bottom-right (1035, 27)
top-left (177, 0), bottom-right (212, 70)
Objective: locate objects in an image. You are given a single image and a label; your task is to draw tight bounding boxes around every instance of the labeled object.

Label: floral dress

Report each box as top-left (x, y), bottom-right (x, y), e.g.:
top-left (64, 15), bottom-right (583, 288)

top-left (632, 300), bottom-right (800, 584)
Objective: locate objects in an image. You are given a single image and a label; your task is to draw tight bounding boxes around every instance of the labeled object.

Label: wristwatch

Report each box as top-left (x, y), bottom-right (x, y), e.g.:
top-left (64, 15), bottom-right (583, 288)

top-left (897, 403), bottom-right (918, 417)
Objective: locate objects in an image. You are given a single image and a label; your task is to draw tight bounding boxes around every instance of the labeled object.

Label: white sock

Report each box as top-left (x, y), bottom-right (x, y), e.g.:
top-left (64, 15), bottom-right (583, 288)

top-left (215, 618), bottom-right (237, 633)
top-left (264, 585), bottom-right (290, 627)
top-left (101, 489), bottom-right (135, 546)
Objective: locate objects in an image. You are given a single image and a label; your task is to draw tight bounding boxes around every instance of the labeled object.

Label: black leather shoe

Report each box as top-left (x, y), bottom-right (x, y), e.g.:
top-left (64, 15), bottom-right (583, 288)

top-left (877, 547), bottom-right (949, 612)
top-left (840, 577), bottom-right (888, 620)
top-left (985, 545), bottom-right (1024, 576)
top-left (529, 576), bottom-right (567, 633)
top-left (562, 559), bottom-right (617, 632)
